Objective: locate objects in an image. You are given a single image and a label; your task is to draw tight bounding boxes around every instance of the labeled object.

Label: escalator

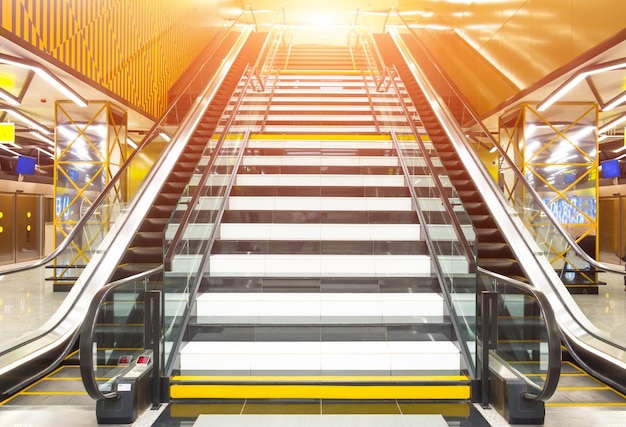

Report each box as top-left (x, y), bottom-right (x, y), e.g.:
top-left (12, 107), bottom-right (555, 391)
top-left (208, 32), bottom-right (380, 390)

top-left (111, 32), bottom-right (268, 282)
top-left (374, 33), bottom-right (525, 280)
top-left (376, 20), bottom-right (626, 404)
top-left (0, 21), bottom-right (267, 408)
top-left (76, 25), bottom-right (568, 426)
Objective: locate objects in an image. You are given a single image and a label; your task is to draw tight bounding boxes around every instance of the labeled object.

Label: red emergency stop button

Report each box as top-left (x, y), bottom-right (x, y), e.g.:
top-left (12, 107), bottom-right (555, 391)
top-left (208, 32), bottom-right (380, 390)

top-left (118, 355), bottom-right (132, 365)
top-left (137, 355), bottom-right (151, 364)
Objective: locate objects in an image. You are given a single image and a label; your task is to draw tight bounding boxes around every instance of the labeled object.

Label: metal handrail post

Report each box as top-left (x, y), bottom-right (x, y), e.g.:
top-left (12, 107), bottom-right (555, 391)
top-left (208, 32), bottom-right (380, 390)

top-left (481, 290), bottom-right (498, 407)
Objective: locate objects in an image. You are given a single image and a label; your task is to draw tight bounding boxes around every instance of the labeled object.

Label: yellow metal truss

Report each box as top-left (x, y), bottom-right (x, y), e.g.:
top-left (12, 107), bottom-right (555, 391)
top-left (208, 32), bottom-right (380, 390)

top-left (499, 103), bottom-right (599, 270)
top-left (52, 101), bottom-right (127, 286)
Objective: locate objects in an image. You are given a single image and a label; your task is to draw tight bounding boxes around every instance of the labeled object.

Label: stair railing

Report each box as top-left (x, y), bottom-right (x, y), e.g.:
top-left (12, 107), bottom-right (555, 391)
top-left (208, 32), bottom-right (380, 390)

top-left (382, 8), bottom-right (625, 278)
top-left (161, 67), bottom-right (256, 375)
top-left (388, 66), bottom-right (476, 273)
top-left (389, 67), bottom-right (561, 404)
top-left (252, 8), bottom-right (289, 91)
top-left (387, 67), bottom-right (479, 380)
top-left (392, 129), bottom-right (477, 381)
top-left (350, 8), bottom-right (389, 90)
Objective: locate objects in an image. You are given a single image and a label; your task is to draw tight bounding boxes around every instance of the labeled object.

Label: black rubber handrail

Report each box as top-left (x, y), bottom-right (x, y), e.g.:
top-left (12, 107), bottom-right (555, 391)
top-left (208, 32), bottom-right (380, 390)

top-left (0, 6), bottom-right (258, 390)
top-left (382, 19), bottom-right (626, 395)
top-left (79, 265), bottom-right (163, 400)
top-left (478, 266), bottom-right (561, 401)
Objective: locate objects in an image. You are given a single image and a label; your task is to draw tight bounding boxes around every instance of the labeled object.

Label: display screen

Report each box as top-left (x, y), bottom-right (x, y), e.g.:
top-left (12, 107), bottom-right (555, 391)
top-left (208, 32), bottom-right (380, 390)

top-left (601, 159), bottom-right (620, 178)
top-left (16, 156), bottom-right (36, 175)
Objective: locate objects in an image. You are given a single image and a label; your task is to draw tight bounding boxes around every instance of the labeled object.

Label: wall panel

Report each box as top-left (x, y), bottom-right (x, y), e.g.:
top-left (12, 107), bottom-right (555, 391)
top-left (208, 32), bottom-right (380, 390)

top-left (1, 0), bottom-right (232, 117)
top-left (412, 0), bottom-right (623, 114)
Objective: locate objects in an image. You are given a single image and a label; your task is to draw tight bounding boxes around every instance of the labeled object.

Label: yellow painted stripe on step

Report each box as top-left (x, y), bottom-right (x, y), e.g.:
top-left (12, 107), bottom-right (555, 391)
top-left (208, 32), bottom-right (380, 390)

top-left (170, 384), bottom-right (470, 400)
top-left (558, 386), bottom-right (613, 391)
top-left (171, 375), bottom-right (470, 383)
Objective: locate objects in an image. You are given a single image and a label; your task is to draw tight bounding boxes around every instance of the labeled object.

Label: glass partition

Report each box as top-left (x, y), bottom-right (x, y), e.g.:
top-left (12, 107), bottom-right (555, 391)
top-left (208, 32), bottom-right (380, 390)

top-left (370, 57), bottom-right (478, 374)
top-left (162, 111), bottom-right (254, 373)
top-left (478, 269), bottom-right (561, 400)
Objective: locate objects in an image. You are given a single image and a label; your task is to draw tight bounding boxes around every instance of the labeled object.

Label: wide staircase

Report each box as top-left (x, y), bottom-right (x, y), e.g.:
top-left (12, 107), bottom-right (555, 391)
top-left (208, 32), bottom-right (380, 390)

top-left (162, 41), bottom-right (476, 414)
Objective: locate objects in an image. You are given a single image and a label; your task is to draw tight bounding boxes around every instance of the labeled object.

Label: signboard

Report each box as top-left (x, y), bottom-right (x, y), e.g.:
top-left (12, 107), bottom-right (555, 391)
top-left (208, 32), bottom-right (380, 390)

top-left (0, 122), bottom-right (15, 143)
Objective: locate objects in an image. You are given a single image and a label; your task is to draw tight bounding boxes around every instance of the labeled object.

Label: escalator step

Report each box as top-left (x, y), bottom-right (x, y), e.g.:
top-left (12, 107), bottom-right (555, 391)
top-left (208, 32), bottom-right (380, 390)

top-left (475, 228), bottom-right (504, 242)
top-left (112, 263), bottom-right (163, 281)
top-left (130, 231), bottom-right (164, 247)
top-left (139, 217), bottom-right (169, 232)
top-left (469, 214), bottom-right (497, 228)
top-left (124, 246), bottom-right (163, 263)
top-left (478, 242), bottom-right (515, 258)
top-left (479, 258), bottom-right (525, 277)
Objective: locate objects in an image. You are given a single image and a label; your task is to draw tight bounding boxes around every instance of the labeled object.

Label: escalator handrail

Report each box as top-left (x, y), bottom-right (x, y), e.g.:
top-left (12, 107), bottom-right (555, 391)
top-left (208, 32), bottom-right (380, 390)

top-left (384, 24), bottom-right (626, 395)
top-left (0, 14), bottom-right (255, 392)
top-left (0, 6), bottom-right (259, 279)
top-left (0, 24), bottom-right (253, 360)
top-left (382, 8), bottom-right (626, 277)
top-left (478, 266), bottom-right (562, 402)
top-left (79, 265), bottom-right (163, 401)
top-left (391, 131), bottom-right (476, 379)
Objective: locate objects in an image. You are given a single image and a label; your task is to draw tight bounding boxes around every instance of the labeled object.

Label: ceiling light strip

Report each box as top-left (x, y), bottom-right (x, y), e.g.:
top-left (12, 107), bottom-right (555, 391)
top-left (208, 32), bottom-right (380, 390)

top-left (0, 107), bottom-right (52, 134)
top-left (537, 57), bottom-right (626, 111)
top-left (0, 88), bottom-right (20, 106)
top-left (126, 137), bottom-right (138, 149)
top-left (29, 131), bottom-right (55, 146)
top-left (598, 113), bottom-right (626, 134)
top-left (603, 91), bottom-right (626, 111)
top-left (0, 144), bottom-right (21, 156)
top-left (35, 146), bottom-right (54, 158)
top-left (0, 53), bottom-right (88, 107)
